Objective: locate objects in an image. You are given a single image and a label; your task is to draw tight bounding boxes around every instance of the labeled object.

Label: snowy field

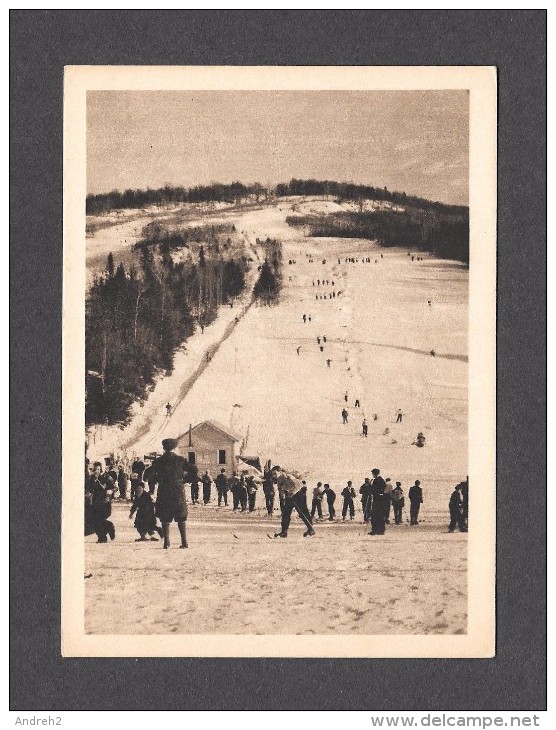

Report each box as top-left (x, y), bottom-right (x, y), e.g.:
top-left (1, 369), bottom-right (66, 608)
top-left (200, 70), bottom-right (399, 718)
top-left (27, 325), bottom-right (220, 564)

top-left (85, 199), bottom-right (468, 635)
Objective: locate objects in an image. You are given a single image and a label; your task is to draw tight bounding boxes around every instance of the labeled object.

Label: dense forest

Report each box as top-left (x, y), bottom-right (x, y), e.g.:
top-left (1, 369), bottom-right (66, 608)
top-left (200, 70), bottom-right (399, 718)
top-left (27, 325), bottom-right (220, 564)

top-left (86, 179), bottom-right (466, 216)
top-left (286, 207), bottom-right (469, 264)
top-left (86, 228), bottom-right (249, 426)
top-left (253, 237), bottom-right (283, 305)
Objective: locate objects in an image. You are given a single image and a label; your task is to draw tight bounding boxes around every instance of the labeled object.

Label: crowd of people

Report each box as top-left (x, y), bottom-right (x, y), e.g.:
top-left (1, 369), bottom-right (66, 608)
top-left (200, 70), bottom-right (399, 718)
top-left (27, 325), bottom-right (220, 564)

top-left (84, 440), bottom-right (469, 547)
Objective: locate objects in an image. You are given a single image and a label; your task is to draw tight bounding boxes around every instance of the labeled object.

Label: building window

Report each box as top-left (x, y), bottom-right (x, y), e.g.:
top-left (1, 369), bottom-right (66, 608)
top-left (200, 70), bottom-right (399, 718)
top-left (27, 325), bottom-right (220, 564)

top-left (218, 449), bottom-right (226, 465)
top-left (188, 452), bottom-right (196, 465)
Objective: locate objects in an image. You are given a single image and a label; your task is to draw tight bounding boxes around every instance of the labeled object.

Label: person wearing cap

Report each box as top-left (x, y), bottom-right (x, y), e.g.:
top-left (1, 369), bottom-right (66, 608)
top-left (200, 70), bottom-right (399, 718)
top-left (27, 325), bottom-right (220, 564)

top-left (273, 471), bottom-right (315, 538)
top-left (149, 438), bottom-right (189, 549)
top-left (368, 468), bottom-right (387, 536)
top-left (341, 481), bottom-right (356, 521)
top-left (408, 480), bottom-right (423, 525)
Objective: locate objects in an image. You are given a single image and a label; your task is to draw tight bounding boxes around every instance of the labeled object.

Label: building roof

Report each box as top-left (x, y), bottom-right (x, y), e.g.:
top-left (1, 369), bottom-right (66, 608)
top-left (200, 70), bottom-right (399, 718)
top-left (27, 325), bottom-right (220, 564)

top-left (176, 419), bottom-right (242, 444)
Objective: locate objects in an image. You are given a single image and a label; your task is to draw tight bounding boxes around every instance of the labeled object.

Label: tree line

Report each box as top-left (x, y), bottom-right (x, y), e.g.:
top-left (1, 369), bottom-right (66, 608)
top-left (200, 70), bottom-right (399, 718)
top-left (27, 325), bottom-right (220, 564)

top-left (86, 182), bottom-right (268, 215)
top-left (286, 207), bottom-right (469, 264)
top-left (86, 179), bottom-right (467, 216)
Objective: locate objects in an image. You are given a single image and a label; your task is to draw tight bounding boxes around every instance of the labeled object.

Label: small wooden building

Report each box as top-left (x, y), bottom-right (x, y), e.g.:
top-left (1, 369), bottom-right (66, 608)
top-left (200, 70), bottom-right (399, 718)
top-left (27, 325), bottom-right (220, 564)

top-left (175, 419), bottom-right (242, 478)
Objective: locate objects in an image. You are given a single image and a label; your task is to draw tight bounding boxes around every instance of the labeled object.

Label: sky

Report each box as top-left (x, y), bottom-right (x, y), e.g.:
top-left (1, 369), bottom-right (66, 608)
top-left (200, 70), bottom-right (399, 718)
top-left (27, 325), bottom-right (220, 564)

top-left (87, 90), bottom-right (469, 206)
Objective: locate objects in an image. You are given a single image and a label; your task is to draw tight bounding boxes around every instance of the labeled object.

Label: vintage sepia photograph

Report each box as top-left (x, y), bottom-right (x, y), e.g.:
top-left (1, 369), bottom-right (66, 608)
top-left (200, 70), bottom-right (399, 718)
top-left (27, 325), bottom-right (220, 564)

top-left (62, 66), bottom-right (496, 657)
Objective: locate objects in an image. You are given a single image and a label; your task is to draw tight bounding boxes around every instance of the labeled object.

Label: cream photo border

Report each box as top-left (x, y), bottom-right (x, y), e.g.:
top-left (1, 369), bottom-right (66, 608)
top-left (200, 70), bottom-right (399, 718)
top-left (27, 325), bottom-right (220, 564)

top-left (62, 65), bottom-right (496, 658)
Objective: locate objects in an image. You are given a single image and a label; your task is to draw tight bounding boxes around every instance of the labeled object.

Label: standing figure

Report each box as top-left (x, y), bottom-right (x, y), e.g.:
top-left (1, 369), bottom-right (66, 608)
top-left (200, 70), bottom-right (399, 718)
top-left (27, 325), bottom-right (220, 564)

top-left (229, 472), bottom-right (241, 510)
top-left (165, 403), bottom-right (172, 417)
top-left (396, 409), bottom-right (403, 423)
top-left (303, 314), bottom-right (307, 323)
top-left (342, 408), bottom-right (349, 424)
top-left (359, 477), bottom-right (372, 523)
top-left (129, 483), bottom-right (161, 541)
top-left (341, 481), bottom-right (356, 521)
top-left (263, 471), bottom-right (276, 515)
top-left (323, 484), bottom-right (336, 520)
top-left (383, 478), bottom-right (394, 524)
top-left (327, 359), bottom-right (331, 368)
top-left (368, 468), bottom-right (387, 536)
top-left (86, 463), bottom-right (116, 543)
top-left (448, 483), bottom-right (467, 532)
top-left (273, 472), bottom-right (315, 538)
top-left (344, 391), bottom-right (349, 403)
top-left (354, 398), bottom-right (360, 408)
top-left (150, 439), bottom-right (189, 549)
top-left (408, 480), bottom-right (423, 525)
top-left (310, 482), bottom-right (324, 520)
top-left (362, 419), bottom-right (368, 437)
top-left (391, 482), bottom-right (405, 524)
top-left (215, 468), bottom-right (228, 506)
top-left (201, 469), bottom-right (213, 505)
top-left (190, 471), bottom-right (201, 504)
top-left (246, 476), bottom-right (258, 512)
top-left (117, 465), bottom-right (127, 500)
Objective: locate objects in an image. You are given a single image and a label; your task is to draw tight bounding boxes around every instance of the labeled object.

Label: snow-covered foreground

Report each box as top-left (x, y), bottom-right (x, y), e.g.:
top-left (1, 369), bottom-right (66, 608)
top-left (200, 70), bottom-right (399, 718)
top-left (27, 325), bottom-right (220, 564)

top-left (86, 503), bottom-right (467, 635)
top-left (85, 200), bottom-right (468, 635)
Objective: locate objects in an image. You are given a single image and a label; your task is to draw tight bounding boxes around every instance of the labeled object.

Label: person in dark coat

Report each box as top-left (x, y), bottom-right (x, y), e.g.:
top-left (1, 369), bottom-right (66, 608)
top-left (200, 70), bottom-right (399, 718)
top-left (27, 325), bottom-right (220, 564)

top-left (229, 472), bottom-right (241, 510)
top-left (408, 480), bottom-right (423, 525)
top-left (368, 468), bottom-right (387, 535)
top-left (310, 482), bottom-right (324, 520)
top-left (263, 472), bottom-right (276, 515)
top-left (246, 476), bottom-right (258, 512)
top-left (341, 481), bottom-right (356, 520)
top-left (86, 463), bottom-right (115, 543)
top-left (448, 483), bottom-right (467, 532)
top-left (359, 477), bottom-right (372, 523)
top-left (117, 465), bottom-right (127, 500)
top-left (201, 469), bottom-right (212, 505)
top-left (186, 469), bottom-right (199, 505)
top-left (391, 482), bottom-right (405, 524)
top-left (149, 439), bottom-right (188, 549)
top-left (341, 408), bottom-right (348, 424)
top-left (215, 468), bottom-right (228, 506)
top-left (129, 483), bottom-right (162, 541)
top-left (323, 484), bottom-right (336, 520)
